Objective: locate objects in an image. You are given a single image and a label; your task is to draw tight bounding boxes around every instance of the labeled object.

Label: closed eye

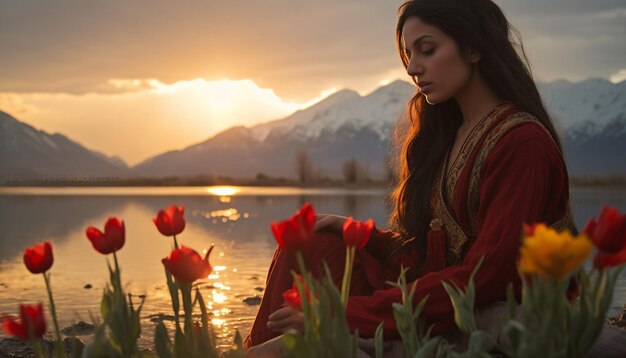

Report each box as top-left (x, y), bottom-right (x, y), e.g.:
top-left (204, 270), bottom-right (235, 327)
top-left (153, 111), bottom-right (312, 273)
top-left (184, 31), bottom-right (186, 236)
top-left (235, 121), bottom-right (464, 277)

top-left (422, 48), bottom-right (435, 56)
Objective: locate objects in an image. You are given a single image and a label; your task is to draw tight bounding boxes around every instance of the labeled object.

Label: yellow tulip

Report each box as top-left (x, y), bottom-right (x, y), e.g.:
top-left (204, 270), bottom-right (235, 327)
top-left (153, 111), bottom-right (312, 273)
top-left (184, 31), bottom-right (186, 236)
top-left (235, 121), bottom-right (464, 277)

top-left (519, 224), bottom-right (592, 279)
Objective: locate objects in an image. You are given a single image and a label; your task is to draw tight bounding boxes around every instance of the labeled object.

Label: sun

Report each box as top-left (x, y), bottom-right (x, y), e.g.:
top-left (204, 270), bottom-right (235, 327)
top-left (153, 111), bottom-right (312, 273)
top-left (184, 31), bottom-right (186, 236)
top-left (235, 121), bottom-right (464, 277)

top-left (135, 78), bottom-right (311, 144)
top-left (206, 186), bottom-right (240, 196)
top-left (150, 78), bottom-right (237, 115)
top-left (205, 80), bottom-right (236, 109)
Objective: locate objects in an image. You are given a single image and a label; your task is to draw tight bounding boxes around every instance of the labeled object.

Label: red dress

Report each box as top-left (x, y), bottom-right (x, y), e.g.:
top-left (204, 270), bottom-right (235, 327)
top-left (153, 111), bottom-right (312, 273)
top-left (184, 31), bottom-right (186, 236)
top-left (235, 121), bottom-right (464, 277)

top-left (245, 101), bottom-right (575, 347)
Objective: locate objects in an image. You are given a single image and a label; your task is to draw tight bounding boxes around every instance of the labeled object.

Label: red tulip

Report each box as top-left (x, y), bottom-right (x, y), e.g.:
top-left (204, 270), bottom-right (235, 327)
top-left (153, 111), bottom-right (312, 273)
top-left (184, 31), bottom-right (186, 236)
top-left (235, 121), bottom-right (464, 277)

top-left (282, 288), bottom-right (302, 310)
top-left (584, 206), bottom-right (626, 252)
top-left (343, 217), bottom-right (374, 249)
top-left (153, 205), bottom-right (186, 237)
top-left (162, 245), bottom-right (213, 283)
top-left (271, 203), bottom-right (315, 252)
top-left (584, 206), bottom-right (626, 269)
top-left (86, 217), bottom-right (125, 255)
top-left (282, 275), bottom-right (310, 310)
top-left (2, 303), bottom-right (46, 340)
top-left (23, 242), bottom-right (53, 274)
top-left (593, 249), bottom-right (626, 269)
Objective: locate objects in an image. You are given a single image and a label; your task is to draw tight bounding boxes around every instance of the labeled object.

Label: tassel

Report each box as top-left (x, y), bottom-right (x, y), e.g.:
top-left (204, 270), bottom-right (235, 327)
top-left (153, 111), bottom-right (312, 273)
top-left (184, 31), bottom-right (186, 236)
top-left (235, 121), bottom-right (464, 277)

top-left (422, 218), bottom-right (446, 274)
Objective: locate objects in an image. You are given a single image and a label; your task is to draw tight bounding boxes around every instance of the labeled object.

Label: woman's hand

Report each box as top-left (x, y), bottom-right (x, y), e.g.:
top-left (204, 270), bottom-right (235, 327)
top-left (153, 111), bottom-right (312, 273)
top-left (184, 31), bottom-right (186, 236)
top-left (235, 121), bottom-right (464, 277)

top-left (266, 305), bottom-right (304, 333)
top-left (314, 214), bottom-right (348, 235)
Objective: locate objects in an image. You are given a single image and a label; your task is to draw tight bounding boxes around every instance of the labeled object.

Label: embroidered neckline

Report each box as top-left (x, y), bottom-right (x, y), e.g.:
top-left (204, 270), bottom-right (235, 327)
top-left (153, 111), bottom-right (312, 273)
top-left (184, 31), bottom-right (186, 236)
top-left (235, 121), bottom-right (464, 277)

top-left (443, 101), bottom-right (513, 204)
top-left (446, 106), bottom-right (498, 175)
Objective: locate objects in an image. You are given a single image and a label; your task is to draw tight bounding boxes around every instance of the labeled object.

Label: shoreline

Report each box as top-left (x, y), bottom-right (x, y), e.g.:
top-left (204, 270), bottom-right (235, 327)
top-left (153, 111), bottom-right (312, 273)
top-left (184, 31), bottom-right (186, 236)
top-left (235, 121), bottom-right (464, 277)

top-left (1, 178), bottom-right (626, 189)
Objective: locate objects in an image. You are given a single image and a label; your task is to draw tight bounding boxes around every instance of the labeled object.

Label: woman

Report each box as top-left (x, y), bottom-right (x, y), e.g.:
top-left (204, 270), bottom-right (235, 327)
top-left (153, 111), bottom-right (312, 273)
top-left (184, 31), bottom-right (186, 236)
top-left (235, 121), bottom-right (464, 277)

top-left (245, 0), bottom-right (575, 352)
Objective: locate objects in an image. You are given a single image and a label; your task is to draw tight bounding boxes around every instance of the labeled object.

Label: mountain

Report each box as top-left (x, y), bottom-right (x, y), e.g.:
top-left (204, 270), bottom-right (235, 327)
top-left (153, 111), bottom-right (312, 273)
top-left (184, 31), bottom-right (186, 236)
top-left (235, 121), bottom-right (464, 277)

top-left (3, 78), bottom-right (625, 181)
top-left (131, 80), bottom-right (414, 179)
top-left (0, 111), bottom-right (129, 179)
top-left (538, 79), bottom-right (626, 176)
top-left (133, 78), bottom-right (625, 179)
top-left (539, 78), bottom-right (626, 133)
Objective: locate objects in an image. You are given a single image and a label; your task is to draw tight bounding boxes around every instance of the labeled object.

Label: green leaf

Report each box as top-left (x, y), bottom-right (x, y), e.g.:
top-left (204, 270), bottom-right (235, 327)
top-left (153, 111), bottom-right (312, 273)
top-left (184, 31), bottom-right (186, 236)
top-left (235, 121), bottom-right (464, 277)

top-left (194, 287), bottom-right (219, 357)
top-left (374, 322), bottom-right (384, 358)
top-left (165, 267), bottom-right (180, 318)
top-left (100, 288), bottom-right (112, 321)
top-left (154, 320), bottom-right (172, 358)
top-left (467, 331), bottom-right (492, 356)
top-left (173, 325), bottom-right (187, 358)
top-left (413, 337), bottom-right (441, 358)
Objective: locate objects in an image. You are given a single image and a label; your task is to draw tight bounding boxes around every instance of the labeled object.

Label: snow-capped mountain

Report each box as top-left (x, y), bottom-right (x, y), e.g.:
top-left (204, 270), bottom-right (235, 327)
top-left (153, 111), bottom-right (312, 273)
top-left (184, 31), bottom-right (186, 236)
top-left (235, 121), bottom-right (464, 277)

top-left (539, 79), bottom-right (626, 135)
top-left (131, 80), bottom-right (414, 179)
top-left (537, 79), bottom-right (626, 176)
top-left (0, 111), bottom-right (129, 179)
top-left (2, 78), bottom-right (625, 181)
top-left (133, 78), bottom-right (625, 179)
top-left (249, 80), bottom-right (413, 143)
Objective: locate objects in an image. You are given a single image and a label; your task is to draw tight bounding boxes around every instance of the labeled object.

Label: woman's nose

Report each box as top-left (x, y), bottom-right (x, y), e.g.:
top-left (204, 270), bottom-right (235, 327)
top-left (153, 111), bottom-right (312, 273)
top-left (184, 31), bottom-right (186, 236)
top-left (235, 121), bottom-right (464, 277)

top-left (406, 58), bottom-right (423, 78)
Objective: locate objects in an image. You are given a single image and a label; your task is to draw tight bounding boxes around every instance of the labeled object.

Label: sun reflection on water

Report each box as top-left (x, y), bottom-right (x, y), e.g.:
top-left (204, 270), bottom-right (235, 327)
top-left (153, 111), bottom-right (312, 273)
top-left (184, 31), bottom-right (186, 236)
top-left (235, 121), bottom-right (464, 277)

top-left (206, 186), bottom-right (240, 196)
top-left (211, 318), bottom-right (226, 327)
top-left (209, 209), bottom-right (241, 221)
top-left (212, 291), bottom-right (228, 304)
top-left (213, 282), bottom-right (231, 290)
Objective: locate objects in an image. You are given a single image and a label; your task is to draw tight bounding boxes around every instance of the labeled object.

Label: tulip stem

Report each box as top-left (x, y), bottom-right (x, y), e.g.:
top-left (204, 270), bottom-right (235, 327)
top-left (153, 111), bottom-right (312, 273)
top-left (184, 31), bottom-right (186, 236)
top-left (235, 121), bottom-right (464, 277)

top-left (112, 252), bottom-right (123, 303)
top-left (180, 282), bottom-right (197, 352)
top-left (173, 235), bottom-right (179, 250)
top-left (341, 246), bottom-right (355, 307)
top-left (43, 272), bottom-right (65, 358)
top-left (110, 251), bottom-right (135, 355)
top-left (112, 252), bottom-right (120, 279)
top-left (30, 338), bottom-right (44, 358)
top-left (595, 268), bottom-right (608, 312)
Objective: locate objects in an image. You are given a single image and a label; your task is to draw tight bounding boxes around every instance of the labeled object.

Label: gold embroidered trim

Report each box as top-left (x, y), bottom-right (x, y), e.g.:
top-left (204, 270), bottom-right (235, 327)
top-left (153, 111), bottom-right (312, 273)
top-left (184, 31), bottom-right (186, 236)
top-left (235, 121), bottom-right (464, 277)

top-left (466, 112), bottom-right (557, 237)
top-left (466, 112), bottom-right (539, 235)
top-left (464, 110), bottom-right (576, 243)
top-left (444, 102), bottom-right (516, 206)
top-left (430, 161), bottom-right (469, 264)
top-left (430, 102), bottom-right (518, 265)
top-left (550, 207), bottom-right (577, 233)
top-left (429, 218), bottom-right (443, 231)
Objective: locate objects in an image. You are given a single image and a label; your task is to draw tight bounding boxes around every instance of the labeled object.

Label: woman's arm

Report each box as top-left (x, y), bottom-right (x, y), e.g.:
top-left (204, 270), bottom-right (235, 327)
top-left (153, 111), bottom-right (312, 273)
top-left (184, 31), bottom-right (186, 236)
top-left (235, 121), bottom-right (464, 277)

top-left (345, 123), bottom-right (569, 338)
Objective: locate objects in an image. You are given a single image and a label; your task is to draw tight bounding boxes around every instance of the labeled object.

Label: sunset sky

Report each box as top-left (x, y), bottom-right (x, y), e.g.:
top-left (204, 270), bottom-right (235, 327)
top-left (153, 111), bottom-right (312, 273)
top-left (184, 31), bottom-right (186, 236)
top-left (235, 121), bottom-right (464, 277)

top-left (1, 0), bottom-right (625, 166)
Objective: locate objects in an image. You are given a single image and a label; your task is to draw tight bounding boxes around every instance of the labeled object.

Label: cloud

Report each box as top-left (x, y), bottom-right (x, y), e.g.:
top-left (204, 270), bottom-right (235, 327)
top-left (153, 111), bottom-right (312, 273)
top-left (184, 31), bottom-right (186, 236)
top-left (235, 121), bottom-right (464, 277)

top-left (2, 0), bottom-right (622, 98)
top-left (0, 0), bottom-right (406, 101)
top-left (497, 0), bottom-right (626, 82)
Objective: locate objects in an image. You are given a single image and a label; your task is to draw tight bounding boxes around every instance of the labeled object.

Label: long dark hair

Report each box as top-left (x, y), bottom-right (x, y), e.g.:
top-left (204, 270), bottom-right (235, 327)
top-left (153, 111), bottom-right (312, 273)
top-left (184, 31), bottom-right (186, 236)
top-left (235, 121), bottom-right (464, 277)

top-left (386, 0), bottom-right (563, 263)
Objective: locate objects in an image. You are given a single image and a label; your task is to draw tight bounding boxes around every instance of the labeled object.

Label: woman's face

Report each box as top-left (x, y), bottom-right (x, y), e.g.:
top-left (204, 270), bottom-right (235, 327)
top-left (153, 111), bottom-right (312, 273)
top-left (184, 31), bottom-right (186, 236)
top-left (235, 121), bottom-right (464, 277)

top-left (402, 17), bottom-right (479, 104)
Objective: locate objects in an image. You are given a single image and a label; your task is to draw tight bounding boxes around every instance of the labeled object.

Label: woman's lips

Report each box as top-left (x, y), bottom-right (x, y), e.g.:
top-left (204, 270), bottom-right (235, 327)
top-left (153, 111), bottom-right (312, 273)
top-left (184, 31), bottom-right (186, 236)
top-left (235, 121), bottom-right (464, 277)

top-left (417, 82), bottom-right (432, 94)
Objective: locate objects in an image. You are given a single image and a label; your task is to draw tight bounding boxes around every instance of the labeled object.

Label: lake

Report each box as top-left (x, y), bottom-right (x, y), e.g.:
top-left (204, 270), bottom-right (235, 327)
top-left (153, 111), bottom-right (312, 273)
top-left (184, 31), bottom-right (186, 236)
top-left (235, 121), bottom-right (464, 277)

top-left (0, 186), bottom-right (625, 349)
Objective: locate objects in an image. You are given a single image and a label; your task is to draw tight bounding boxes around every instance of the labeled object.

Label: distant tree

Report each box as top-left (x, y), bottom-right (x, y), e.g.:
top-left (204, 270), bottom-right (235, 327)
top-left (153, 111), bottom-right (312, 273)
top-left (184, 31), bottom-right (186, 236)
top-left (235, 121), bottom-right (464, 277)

top-left (295, 149), bottom-right (315, 183)
top-left (342, 158), bottom-right (369, 183)
top-left (343, 158), bottom-right (357, 183)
